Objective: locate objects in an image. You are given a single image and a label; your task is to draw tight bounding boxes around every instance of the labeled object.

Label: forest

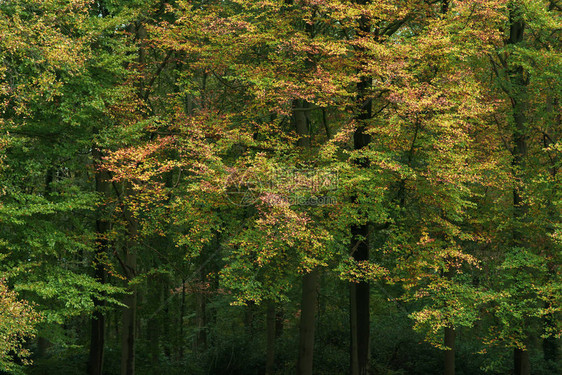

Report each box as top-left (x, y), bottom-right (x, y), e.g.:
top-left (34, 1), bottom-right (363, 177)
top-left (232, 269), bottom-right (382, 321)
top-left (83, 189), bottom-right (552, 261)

top-left (0, 0), bottom-right (561, 374)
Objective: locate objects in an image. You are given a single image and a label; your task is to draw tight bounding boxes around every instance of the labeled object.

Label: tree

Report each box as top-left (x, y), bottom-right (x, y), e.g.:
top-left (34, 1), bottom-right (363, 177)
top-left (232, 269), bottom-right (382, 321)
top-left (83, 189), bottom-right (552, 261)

top-left (484, 1), bottom-right (562, 374)
top-left (0, 279), bottom-right (40, 372)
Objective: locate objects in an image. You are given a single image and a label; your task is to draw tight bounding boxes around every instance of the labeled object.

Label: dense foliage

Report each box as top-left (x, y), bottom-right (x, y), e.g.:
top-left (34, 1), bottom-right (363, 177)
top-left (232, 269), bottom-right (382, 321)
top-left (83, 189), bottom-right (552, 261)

top-left (0, 1), bottom-right (560, 374)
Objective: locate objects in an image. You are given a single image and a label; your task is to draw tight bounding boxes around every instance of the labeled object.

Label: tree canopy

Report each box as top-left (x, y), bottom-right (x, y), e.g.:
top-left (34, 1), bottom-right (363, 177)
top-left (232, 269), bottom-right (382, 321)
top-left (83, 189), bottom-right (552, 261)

top-left (0, 1), bottom-right (560, 375)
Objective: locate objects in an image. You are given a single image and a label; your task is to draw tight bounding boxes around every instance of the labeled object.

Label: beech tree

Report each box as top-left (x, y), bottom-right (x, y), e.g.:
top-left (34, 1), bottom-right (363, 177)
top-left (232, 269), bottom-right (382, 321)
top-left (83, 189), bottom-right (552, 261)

top-left (0, 1), bottom-right (560, 374)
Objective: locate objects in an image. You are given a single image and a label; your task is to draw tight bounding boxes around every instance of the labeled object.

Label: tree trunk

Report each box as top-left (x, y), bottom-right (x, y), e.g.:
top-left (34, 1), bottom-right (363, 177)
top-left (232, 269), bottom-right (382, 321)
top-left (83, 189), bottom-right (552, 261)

top-left (118, 17), bottom-right (149, 375)
top-left (441, 3), bottom-right (455, 375)
top-left (444, 327), bottom-right (455, 375)
top-left (244, 301), bottom-right (255, 337)
top-left (88, 260), bottom-right (106, 375)
top-left (507, 5), bottom-right (530, 375)
top-left (297, 270), bottom-right (319, 375)
top-left (88, 147), bottom-right (111, 375)
top-left (120, 269), bottom-right (137, 375)
top-left (350, 224), bottom-right (370, 375)
top-left (293, 99), bottom-right (310, 149)
top-left (292, 97), bottom-right (319, 375)
top-left (542, 95), bottom-right (560, 371)
top-left (195, 283), bottom-right (207, 350)
top-left (275, 307), bottom-right (284, 339)
top-left (179, 278), bottom-right (186, 359)
top-left (350, 282), bottom-right (359, 375)
top-left (543, 301), bottom-right (559, 369)
top-left (514, 348), bottom-right (530, 375)
top-left (120, 184), bottom-right (138, 375)
top-left (163, 278), bottom-right (171, 358)
top-left (266, 301), bottom-right (276, 375)
top-left (350, 8), bottom-right (373, 371)
top-left (147, 310), bottom-right (160, 364)
top-left (120, 249), bottom-right (137, 375)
